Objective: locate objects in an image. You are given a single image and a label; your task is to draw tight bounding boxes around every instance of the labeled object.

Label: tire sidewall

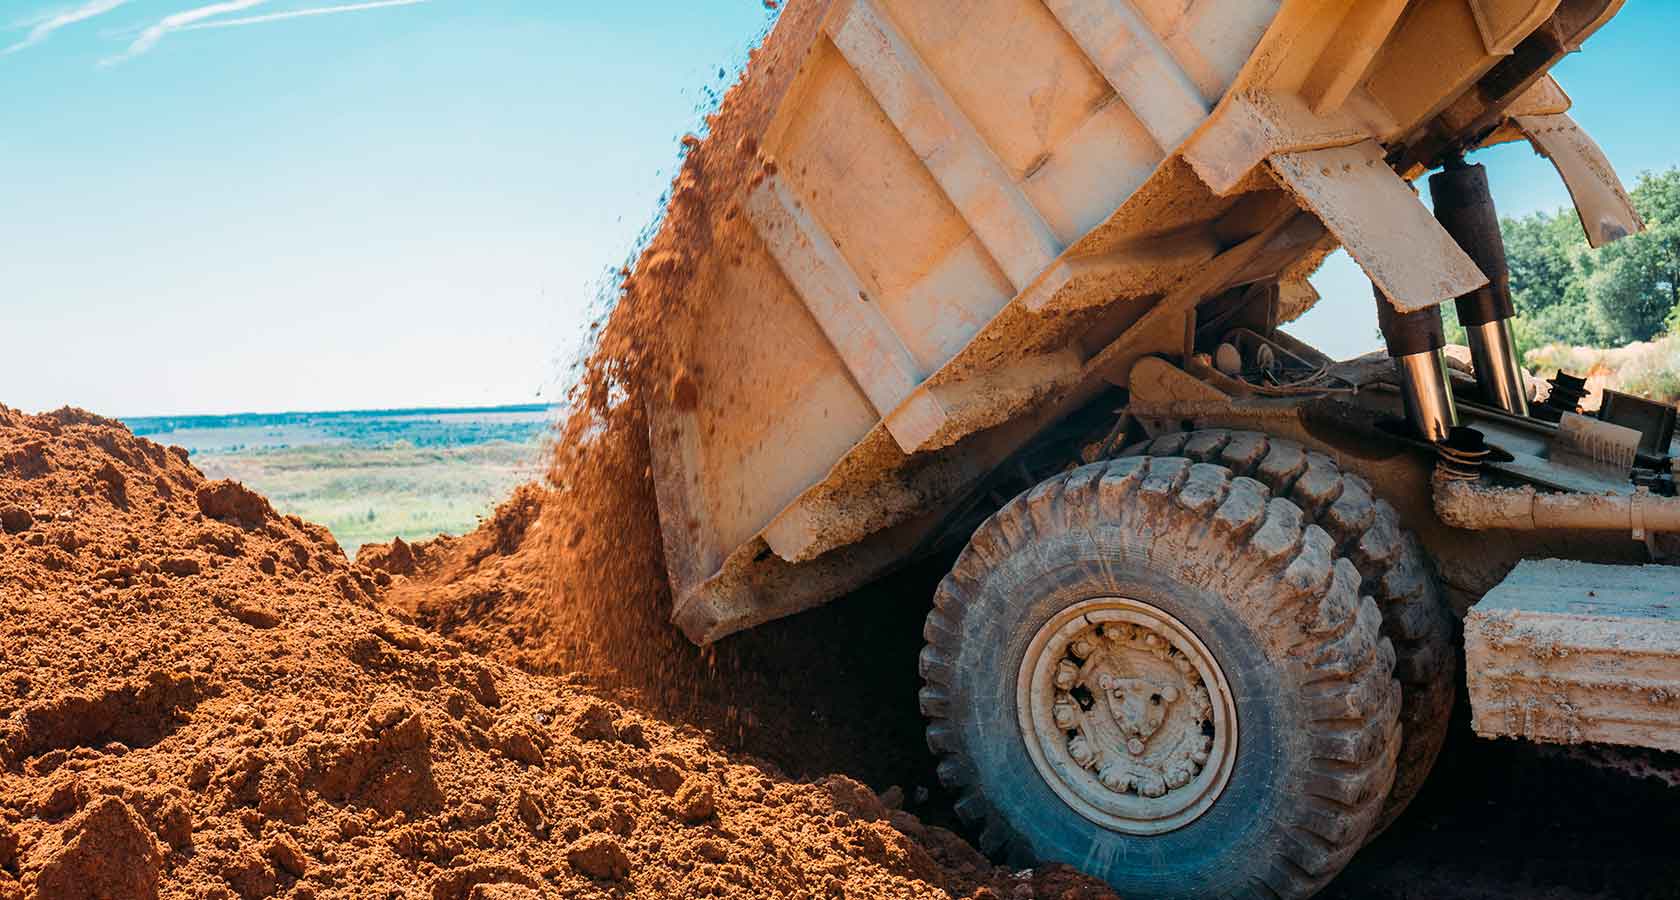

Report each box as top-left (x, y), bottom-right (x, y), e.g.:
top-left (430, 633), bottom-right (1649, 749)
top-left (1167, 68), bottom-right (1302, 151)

top-left (952, 526), bottom-right (1297, 898)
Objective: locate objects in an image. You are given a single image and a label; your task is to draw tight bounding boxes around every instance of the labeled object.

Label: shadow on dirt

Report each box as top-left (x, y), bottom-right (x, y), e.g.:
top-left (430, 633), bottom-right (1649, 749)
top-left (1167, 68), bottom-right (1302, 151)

top-left (1323, 700), bottom-right (1680, 899)
top-left (700, 554), bottom-right (960, 824)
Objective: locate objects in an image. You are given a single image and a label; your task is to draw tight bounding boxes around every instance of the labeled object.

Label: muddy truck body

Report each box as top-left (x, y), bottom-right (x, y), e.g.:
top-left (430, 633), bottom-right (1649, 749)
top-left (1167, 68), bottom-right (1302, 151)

top-left (636, 1), bottom-right (1675, 896)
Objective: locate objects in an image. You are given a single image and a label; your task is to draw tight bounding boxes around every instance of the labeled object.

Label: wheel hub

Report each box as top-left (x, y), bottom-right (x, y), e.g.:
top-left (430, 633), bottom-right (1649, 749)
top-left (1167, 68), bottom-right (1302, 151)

top-left (1018, 597), bottom-right (1238, 835)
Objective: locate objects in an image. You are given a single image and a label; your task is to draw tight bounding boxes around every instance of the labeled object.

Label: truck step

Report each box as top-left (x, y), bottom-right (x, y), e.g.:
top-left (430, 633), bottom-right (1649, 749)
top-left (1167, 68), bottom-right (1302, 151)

top-left (1465, 559), bottom-right (1680, 752)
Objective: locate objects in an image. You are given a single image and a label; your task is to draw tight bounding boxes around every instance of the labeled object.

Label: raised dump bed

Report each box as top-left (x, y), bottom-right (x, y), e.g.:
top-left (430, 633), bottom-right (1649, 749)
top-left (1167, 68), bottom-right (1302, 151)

top-left (650, 0), bottom-right (1636, 644)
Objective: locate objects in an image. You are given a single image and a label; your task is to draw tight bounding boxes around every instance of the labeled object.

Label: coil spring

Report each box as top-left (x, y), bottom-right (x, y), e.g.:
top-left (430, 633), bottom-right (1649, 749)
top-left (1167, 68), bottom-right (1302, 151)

top-left (1437, 427), bottom-right (1489, 481)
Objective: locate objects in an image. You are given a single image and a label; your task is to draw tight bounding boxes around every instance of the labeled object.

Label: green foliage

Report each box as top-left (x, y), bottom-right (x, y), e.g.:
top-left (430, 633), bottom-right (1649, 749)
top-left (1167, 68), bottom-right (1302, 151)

top-left (1438, 299), bottom-right (1467, 346)
top-left (1605, 168), bottom-right (1680, 341)
top-left (195, 441), bottom-right (540, 555)
top-left (1498, 167), bottom-right (1680, 352)
top-left (1617, 337), bottom-right (1680, 403)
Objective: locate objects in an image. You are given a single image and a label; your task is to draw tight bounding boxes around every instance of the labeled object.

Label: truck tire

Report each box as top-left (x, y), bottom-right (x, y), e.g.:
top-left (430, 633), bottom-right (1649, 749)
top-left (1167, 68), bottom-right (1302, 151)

top-left (920, 456), bottom-right (1400, 899)
top-left (1129, 430), bottom-right (1452, 836)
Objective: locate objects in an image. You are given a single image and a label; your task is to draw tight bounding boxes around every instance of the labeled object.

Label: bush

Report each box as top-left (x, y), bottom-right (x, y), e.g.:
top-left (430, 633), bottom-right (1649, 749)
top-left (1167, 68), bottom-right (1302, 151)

top-left (1497, 167), bottom-right (1679, 350)
top-left (1525, 336), bottom-right (1680, 406)
top-left (1618, 340), bottom-right (1680, 404)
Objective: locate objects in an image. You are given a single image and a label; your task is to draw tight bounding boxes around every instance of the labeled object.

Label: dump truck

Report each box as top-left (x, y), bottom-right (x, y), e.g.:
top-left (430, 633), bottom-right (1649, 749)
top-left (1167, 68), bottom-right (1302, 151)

top-left (636, 1), bottom-right (1676, 896)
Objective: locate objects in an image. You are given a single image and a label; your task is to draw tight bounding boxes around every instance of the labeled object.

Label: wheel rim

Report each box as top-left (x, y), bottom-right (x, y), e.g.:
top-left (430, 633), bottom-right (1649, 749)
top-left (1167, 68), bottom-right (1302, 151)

top-left (1017, 597), bottom-right (1239, 835)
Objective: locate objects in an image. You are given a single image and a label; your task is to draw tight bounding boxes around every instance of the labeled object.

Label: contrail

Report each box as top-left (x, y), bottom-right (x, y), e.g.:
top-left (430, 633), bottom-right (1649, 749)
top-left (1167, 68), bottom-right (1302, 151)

top-left (3, 0), bottom-right (131, 56)
top-left (181, 0), bottom-right (430, 31)
top-left (102, 0), bottom-right (269, 65)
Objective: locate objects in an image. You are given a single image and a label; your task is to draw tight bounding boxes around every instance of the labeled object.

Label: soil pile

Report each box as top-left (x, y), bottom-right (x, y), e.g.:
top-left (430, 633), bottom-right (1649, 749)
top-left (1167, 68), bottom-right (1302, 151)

top-left (0, 404), bottom-right (1114, 900)
top-left (374, 477), bottom-right (958, 799)
top-left (0, 6), bottom-right (1112, 899)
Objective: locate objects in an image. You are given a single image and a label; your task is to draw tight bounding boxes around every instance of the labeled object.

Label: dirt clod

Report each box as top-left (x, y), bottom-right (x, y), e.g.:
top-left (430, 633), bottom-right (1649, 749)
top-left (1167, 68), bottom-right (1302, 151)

top-left (566, 833), bottom-right (631, 880)
top-left (359, 535), bottom-right (417, 577)
top-left (570, 700), bottom-right (619, 742)
top-left (490, 719), bottom-right (547, 767)
top-left (220, 596), bottom-right (281, 629)
top-left (266, 833), bottom-right (308, 878)
top-left (28, 796), bottom-right (163, 900)
top-left (160, 555), bottom-right (201, 576)
top-left (0, 505), bottom-right (31, 534)
top-left (221, 847), bottom-right (278, 900)
top-left (196, 480), bottom-right (275, 529)
top-left (673, 776), bottom-right (716, 823)
top-left (879, 784), bottom-right (905, 810)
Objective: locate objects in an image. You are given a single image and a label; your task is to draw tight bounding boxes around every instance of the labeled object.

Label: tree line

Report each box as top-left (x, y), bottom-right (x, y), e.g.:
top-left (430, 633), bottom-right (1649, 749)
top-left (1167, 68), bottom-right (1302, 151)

top-left (1442, 167), bottom-right (1680, 354)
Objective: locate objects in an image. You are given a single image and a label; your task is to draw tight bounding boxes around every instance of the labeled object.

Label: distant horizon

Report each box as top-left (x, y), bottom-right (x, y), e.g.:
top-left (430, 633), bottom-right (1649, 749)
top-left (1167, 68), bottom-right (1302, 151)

top-left (119, 400), bottom-right (557, 426)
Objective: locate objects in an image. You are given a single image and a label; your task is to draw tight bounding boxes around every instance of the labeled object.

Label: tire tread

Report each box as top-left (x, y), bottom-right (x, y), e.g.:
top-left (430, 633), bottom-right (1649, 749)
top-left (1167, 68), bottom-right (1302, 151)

top-left (922, 455), bottom-right (1400, 899)
top-left (1133, 430), bottom-right (1453, 835)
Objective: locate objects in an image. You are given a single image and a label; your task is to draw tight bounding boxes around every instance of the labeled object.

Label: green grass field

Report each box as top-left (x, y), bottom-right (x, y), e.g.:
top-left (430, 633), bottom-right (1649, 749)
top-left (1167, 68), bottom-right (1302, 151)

top-left (193, 441), bottom-right (543, 557)
top-left (125, 405), bottom-right (554, 556)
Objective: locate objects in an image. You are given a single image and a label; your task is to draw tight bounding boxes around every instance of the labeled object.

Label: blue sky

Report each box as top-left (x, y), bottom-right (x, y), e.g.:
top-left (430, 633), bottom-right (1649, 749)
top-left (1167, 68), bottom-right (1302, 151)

top-left (1, 2), bottom-right (1675, 417)
top-left (3, 0), bottom-right (773, 416)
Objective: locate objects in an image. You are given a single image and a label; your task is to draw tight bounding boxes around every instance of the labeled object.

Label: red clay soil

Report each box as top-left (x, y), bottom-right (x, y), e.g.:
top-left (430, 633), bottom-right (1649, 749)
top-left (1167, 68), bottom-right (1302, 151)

top-left (0, 406), bottom-right (1123, 900)
top-left (376, 472), bottom-right (952, 798)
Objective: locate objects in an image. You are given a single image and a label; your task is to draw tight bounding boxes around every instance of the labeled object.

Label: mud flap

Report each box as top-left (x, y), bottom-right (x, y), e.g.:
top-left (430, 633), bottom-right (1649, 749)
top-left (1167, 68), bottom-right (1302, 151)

top-left (1265, 139), bottom-right (1488, 312)
top-left (1513, 112), bottom-right (1643, 247)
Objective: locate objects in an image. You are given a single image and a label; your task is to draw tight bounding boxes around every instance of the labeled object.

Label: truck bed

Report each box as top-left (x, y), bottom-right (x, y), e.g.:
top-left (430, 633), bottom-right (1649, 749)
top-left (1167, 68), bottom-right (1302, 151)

top-left (647, 0), bottom-right (1637, 643)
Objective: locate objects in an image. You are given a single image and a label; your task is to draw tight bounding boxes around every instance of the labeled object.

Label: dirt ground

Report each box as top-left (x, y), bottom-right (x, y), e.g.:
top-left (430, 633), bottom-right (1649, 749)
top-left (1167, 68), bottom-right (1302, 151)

top-left (3, 406), bottom-right (1676, 900)
top-left (0, 405), bottom-right (1118, 900)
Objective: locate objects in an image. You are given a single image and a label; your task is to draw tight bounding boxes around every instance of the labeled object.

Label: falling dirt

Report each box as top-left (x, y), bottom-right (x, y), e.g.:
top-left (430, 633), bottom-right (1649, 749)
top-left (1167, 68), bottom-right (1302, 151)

top-left (373, 0), bottom-right (949, 802)
top-left (0, 405), bottom-right (1128, 899)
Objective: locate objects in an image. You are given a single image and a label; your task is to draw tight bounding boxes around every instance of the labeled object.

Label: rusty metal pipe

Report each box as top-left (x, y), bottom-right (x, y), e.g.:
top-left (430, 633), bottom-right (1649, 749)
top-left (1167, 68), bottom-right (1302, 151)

top-left (1431, 159), bottom-right (1530, 416)
top-left (1434, 475), bottom-right (1680, 539)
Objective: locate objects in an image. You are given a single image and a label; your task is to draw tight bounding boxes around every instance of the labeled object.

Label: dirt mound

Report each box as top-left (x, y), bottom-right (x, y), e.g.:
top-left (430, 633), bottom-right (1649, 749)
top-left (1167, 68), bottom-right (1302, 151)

top-left (375, 471), bottom-right (966, 799)
top-left (28, 796), bottom-right (164, 900)
top-left (0, 404), bottom-right (1119, 898)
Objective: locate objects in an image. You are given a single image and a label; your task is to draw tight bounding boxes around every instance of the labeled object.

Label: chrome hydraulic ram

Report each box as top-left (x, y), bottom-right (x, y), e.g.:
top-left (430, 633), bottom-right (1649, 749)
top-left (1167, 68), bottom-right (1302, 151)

top-left (1374, 283), bottom-right (1457, 443)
